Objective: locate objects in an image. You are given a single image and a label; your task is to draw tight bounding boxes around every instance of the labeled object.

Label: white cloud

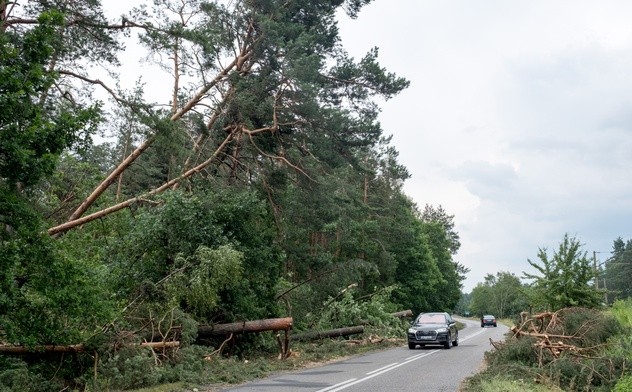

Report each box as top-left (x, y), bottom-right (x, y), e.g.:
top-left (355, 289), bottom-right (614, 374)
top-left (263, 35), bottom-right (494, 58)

top-left (338, 0), bottom-right (632, 291)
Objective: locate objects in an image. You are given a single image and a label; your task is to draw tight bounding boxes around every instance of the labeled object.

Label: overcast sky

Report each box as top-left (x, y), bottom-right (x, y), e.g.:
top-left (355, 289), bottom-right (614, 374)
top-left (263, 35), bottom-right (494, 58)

top-left (103, 1), bottom-right (632, 292)
top-left (337, 0), bottom-right (632, 291)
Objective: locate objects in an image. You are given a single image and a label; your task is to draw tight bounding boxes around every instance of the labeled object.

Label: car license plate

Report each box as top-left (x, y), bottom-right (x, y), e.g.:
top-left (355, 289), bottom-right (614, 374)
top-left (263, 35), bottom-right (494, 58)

top-left (418, 336), bottom-right (433, 340)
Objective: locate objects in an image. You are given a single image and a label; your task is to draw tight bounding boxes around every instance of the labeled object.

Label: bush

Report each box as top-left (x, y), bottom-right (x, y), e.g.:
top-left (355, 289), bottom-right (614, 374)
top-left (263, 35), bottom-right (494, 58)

top-left (614, 374), bottom-right (632, 392)
top-left (486, 336), bottom-right (540, 367)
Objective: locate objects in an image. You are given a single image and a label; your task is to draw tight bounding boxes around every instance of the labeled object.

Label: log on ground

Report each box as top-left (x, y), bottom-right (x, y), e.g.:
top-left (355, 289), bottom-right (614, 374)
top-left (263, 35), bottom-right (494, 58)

top-left (0, 341), bottom-right (180, 355)
top-left (197, 317), bottom-right (293, 338)
top-left (291, 326), bottom-right (365, 341)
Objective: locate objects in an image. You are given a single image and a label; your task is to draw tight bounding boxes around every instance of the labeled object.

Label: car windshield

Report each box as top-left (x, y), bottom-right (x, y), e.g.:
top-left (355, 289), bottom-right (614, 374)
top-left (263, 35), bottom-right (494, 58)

top-left (416, 314), bottom-right (445, 324)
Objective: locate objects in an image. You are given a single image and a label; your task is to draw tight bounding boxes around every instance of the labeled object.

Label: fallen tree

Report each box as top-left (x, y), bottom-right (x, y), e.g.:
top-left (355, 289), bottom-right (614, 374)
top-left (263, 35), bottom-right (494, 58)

top-left (196, 317), bottom-right (293, 359)
top-left (291, 326), bottom-right (365, 341)
top-left (196, 317), bottom-right (293, 337)
top-left (0, 341), bottom-right (179, 355)
top-left (391, 310), bottom-right (413, 318)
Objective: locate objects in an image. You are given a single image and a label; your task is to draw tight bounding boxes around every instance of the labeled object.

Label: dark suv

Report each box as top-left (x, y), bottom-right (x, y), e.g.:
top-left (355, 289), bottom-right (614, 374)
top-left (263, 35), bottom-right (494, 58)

top-left (407, 312), bottom-right (458, 349)
top-left (481, 314), bottom-right (497, 327)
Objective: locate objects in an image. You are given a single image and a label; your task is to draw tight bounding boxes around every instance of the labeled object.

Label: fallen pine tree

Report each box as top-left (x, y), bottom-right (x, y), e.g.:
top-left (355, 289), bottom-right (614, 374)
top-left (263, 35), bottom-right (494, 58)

top-left (291, 326), bottom-right (364, 341)
top-left (0, 341), bottom-right (179, 355)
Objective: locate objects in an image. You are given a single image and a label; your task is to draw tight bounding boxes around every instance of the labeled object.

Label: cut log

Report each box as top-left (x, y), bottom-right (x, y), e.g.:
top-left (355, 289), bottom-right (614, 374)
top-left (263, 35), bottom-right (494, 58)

top-left (0, 341), bottom-right (179, 355)
top-left (391, 310), bottom-right (413, 318)
top-left (197, 317), bottom-right (293, 338)
top-left (292, 326), bottom-right (365, 341)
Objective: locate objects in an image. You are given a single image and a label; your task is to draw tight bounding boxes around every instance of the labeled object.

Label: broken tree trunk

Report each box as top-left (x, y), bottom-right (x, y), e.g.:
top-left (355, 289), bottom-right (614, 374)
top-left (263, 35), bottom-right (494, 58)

top-left (196, 317), bottom-right (293, 359)
top-left (291, 326), bottom-right (365, 341)
top-left (196, 317), bottom-right (293, 338)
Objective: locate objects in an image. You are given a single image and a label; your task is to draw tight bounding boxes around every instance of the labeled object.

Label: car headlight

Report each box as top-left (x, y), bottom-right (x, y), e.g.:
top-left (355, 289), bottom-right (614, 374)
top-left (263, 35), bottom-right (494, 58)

top-left (407, 328), bottom-right (416, 334)
top-left (436, 327), bottom-right (448, 333)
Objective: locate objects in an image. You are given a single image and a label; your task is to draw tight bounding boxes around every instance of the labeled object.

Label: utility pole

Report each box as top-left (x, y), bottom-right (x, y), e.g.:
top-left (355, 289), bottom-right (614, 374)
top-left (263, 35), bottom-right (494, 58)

top-left (593, 251), bottom-right (598, 290)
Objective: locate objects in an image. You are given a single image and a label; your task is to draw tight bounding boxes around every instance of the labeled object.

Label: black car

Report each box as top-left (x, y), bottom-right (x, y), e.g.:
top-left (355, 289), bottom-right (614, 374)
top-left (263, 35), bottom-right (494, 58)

top-left (481, 314), bottom-right (497, 327)
top-left (407, 312), bottom-right (459, 349)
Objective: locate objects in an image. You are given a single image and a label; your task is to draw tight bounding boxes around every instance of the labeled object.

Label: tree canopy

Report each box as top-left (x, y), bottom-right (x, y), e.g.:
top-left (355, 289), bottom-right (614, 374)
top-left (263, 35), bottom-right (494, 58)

top-left (523, 234), bottom-right (602, 311)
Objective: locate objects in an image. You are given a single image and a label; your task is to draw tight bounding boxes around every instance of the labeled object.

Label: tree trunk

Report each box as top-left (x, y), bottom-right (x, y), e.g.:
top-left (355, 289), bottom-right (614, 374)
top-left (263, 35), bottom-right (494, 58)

top-left (391, 309), bottom-right (413, 318)
top-left (197, 317), bottom-right (293, 338)
top-left (0, 341), bottom-right (179, 355)
top-left (291, 326), bottom-right (365, 341)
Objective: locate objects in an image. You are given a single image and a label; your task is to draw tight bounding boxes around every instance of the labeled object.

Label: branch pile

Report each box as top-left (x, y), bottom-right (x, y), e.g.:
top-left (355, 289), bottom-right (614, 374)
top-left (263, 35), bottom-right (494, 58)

top-left (508, 308), bottom-right (606, 367)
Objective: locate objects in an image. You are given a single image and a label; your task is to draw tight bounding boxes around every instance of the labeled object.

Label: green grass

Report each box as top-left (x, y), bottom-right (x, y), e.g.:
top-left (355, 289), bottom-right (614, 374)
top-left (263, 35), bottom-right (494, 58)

top-left (462, 375), bottom-right (562, 392)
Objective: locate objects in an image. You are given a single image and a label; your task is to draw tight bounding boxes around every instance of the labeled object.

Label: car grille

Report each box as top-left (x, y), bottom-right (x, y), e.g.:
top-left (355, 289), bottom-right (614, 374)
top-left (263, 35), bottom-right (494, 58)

top-left (415, 330), bottom-right (437, 339)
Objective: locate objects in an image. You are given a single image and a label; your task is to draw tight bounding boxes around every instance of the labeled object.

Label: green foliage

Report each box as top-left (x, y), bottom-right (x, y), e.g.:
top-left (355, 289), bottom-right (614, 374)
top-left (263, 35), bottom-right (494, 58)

top-left (0, 188), bottom-right (114, 346)
top-left (307, 287), bottom-right (404, 338)
top-left (466, 307), bottom-right (629, 392)
top-left (488, 336), bottom-right (541, 367)
top-left (106, 188), bottom-right (283, 322)
top-left (614, 375), bottom-right (632, 392)
top-left (167, 245), bottom-right (244, 318)
top-left (0, 10), bottom-right (101, 188)
top-left (0, 1), bottom-right (463, 390)
top-left (420, 221), bottom-right (464, 311)
top-left (420, 204), bottom-right (461, 255)
top-left (606, 299), bottom-right (632, 364)
top-left (0, 357), bottom-right (60, 392)
top-left (523, 234), bottom-right (602, 310)
top-left (392, 220), bottom-right (444, 314)
top-left (465, 374), bottom-right (562, 392)
top-left (611, 298), bottom-right (632, 329)
top-left (470, 272), bottom-right (529, 318)
top-left (604, 238), bottom-right (632, 303)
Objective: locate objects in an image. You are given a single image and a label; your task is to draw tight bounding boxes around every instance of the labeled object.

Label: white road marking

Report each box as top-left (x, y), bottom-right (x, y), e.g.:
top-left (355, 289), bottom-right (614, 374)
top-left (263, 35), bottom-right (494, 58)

top-left (366, 362), bottom-right (398, 375)
top-left (315, 378), bottom-right (358, 392)
top-left (317, 326), bottom-right (491, 392)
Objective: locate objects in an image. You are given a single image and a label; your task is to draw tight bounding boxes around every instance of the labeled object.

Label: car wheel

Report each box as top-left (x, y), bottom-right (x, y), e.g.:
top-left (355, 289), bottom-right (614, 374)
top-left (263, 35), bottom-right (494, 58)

top-left (494, 323), bottom-right (497, 327)
top-left (452, 332), bottom-right (459, 347)
top-left (481, 324), bottom-right (484, 328)
top-left (443, 334), bottom-right (451, 349)
top-left (408, 343), bottom-right (416, 349)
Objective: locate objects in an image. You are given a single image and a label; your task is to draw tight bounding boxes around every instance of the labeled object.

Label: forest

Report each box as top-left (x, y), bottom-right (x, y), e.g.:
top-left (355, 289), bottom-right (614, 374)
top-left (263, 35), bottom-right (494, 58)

top-left (1, 0), bottom-right (467, 389)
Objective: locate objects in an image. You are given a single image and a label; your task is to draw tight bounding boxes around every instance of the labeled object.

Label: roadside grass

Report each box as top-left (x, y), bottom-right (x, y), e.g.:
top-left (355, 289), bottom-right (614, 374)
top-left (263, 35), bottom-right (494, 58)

top-left (461, 303), bottom-right (632, 392)
top-left (461, 374), bottom-right (563, 392)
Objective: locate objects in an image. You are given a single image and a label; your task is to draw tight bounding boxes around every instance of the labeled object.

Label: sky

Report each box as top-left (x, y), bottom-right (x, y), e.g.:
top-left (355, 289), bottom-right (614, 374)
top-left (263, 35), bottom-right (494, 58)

top-left (336, 0), bottom-right (632, 291)
top-left (101, 1), bottom-right (632, 293)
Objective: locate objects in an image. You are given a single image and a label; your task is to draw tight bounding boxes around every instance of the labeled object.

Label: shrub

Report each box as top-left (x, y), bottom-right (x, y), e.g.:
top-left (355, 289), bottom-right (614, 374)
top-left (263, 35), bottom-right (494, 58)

top-left (614, 374), bottom-right (632, 392)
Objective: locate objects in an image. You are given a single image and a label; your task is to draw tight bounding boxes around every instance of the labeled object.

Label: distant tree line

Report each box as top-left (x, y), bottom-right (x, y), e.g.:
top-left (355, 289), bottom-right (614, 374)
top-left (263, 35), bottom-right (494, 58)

top-left (460, 233), bottom-right (632, 319)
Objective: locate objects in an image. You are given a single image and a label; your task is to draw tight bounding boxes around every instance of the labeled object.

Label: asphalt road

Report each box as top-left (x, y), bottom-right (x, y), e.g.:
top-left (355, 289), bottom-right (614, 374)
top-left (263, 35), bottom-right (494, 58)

top-left (220, 318), bottom-right (508, 392)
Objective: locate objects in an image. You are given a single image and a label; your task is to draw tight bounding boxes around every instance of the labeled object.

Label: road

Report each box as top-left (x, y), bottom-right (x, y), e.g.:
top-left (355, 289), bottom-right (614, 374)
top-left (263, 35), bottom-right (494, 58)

top-left (220, 318), bottom-right (508, 392)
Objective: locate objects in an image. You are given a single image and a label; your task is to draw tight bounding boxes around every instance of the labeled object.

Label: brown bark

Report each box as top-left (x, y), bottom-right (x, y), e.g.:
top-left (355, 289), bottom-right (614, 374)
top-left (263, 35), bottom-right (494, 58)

top-left (0, 341), bottom-right (179, 355)
top-left (49, 53), bottom-right (245, 236)
top-left (391, 310), bottom-right (413, 318)
top-left (197, 317), bottom-right (293, 338)
top-left (48, 131), bottom-right (234, 235)
top-left (291, 326), bottom-right (365, 341)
